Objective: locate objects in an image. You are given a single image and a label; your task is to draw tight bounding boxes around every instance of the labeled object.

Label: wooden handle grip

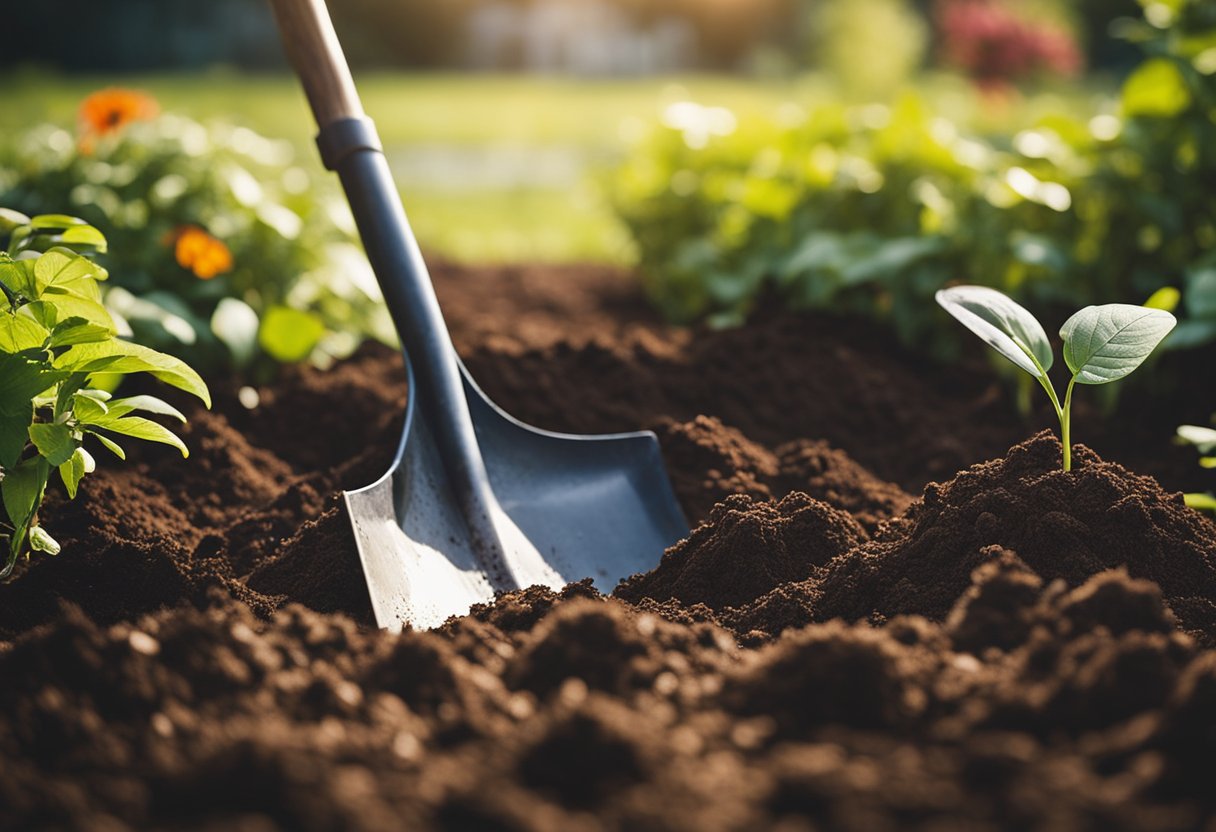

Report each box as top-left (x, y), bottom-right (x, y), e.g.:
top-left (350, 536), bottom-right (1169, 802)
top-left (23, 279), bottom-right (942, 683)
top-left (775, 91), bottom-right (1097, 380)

top-left (268, 0), bottom-right (364, 128)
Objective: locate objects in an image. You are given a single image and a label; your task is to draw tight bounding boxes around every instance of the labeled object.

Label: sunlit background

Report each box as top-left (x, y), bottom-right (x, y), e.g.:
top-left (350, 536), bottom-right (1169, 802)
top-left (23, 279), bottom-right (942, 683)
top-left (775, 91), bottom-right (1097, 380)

top-left (2, 0), bottom-right (1142, 264)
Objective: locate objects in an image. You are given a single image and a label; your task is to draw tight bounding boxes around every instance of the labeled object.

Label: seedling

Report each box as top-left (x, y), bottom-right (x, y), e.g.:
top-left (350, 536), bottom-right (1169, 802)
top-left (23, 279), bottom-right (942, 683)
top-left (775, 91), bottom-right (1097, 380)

top-left (0, 211), bottom-right (210, 577)
top-left (936, 286), bottom-right (1176, 471)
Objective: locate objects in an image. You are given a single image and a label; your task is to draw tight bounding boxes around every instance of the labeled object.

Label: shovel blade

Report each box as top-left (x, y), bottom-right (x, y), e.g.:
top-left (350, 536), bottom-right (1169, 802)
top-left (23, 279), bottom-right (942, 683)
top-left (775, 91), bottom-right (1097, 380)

top-left (344, 359), bottom-right (688, 631)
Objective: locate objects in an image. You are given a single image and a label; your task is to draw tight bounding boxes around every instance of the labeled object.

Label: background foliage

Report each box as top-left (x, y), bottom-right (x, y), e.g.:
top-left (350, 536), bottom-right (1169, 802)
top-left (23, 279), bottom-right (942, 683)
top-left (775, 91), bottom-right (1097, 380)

top-left (0, 106), bottom-right (394, 371)
top-left (612, 0), bottom-right (1216, 362)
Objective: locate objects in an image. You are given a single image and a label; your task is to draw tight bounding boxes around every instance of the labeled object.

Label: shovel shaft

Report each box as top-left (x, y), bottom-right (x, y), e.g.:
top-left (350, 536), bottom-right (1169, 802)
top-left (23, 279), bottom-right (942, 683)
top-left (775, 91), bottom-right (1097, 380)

top-left (269, 0), bottom-right (511, 576)
top-left (266, 0), bottom-right (363, 126)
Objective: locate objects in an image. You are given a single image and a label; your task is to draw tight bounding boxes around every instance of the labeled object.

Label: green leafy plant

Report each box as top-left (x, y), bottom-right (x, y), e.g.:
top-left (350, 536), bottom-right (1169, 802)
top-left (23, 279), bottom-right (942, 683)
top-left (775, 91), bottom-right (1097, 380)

top-left (0, 211), bottom-right (210, 577)
top-left (936, 285), bottom-right (1175, 471)
top-left (0, 91), bottom-right (394, 373)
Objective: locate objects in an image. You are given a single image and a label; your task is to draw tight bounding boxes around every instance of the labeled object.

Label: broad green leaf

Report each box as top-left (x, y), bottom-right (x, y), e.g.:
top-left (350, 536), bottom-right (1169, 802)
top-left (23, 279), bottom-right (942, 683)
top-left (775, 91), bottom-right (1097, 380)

top-left (28, 295), bottom-right (115, 331)
top-left (935, 285), bottom-right (1053, 377)
top-left (106, 395), bottom-right (186, 423)
top-left (50, 319), bottom-right (114, 348)
top-left (28, 423), bottom-right (77, 467)
top-left (1, 457), bottom-right (47, 536)
top-left (86, 430), bottom-right (125, 460)
top-left (59, 225), bottom-right (108, 253)
top-left (1123, 58), bottom-right (1192, 118)
top-left (0, 209), bottom-right (31, 239)
top-left (0, 352), bottom-right (66, 415)
top-left (0, 409), bottom-right (29, 471)
top-left (29, 214), bottom-right (91, 230)
top-left (58, 446), bottom-right (95, 499)
top-left (0, 313), bottom-right (50, 351)
top-left (73, 394), bottom-right (109, 424)
top-left (259, 306), bottom-right (325, 363)
top-left (54, 340), bottom-right (211, 407)
top-left (33, 248), bottom-right (102, 298)
top-left (1060, 304), bottom-right (1177, 385)
top-left (211, 297), bottom-right (260, 366)
top-left (27, 526), bottom-right (60, 555)
top-left (92, 417), bottom-right (189, 458)
top-left (0, 258), bottom-right (37, 299)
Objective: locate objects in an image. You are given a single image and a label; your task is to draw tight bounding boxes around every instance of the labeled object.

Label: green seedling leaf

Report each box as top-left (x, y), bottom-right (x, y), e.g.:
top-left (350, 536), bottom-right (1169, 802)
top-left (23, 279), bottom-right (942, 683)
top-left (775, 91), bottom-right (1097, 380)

top-left (86, 430), bottom-right (125, 460)
top-left (106, 395), bottom-right (187, 423)
top-left (28, 295), bottom-right (116, 332)
top-left (58, 447), bottom-right (95, 499)
top-left (28, 423), bottom-right (77, 467)
top-left (91, 417), bottom-right (189, 458)
top-left (58, 225), bottom-right (108, 253)
top-left (935, 285), bottom-right (1053, 377)
top-left (1060, 304), bottom-right (1177, 384)
top-left (0, 209), bottom-right (31, 241)
top-left (27, 526), bottom-right (60, 555)
top-left (54, 340), bottom-right (211, 407)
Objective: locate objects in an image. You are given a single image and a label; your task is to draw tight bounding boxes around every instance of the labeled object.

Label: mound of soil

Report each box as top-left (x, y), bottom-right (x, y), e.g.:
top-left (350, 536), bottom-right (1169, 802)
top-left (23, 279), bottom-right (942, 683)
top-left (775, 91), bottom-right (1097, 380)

top-left (1, 261), bottom-right (1215, 830)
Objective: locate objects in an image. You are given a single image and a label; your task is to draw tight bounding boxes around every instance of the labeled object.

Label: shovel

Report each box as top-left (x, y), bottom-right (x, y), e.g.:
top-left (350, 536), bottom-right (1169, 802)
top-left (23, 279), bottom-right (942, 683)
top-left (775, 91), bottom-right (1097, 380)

top-left (268, 0), bottom-right (689, 631)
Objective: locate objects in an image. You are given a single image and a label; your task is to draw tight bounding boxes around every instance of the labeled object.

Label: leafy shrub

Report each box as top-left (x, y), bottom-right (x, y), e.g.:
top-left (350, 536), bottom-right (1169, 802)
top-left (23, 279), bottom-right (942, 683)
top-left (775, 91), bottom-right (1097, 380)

top-left (0, 211), bottom-right (209, 577)
top-left (0, 89), bottom-right (394, 372)
top-left (612, 0), bottom-right (1216, 362)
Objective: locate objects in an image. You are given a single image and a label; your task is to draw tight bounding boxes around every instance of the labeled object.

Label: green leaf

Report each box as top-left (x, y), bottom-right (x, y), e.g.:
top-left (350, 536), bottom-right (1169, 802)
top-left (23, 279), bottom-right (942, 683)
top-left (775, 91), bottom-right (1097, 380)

top-left (33, 248), bottom-right (103, 299)
top-left (86, 430), bottom-right (125, 460)
top-left (28, 423), bottom-right (77, 467)
top-left (0, 209), bottom-right (31, 241)
top-left (935, 286), bottom-right (1053, 378)
top-left (259, 306), bottom-right (325, 363)
top-left (29, 214), bottom-right (91, 230)
top-left (0, 258), bottom-right (37, 300)
top-left (1184, 493), bottom-right (1216, 512)
top-left (58, 225), bottom-right (108, 253)
top-left (0, 351), bottom-right (66, 415)
top-left (54, 340), bottom-right (211, 408)
top-left (92, 417), bottom-right (189, 458)
top-left (27, 295), bottom-right (115, 332)
top-left (28, 525), bottom-right (60, 555)
top-left (1123, 58), bottom-right (1192, 118)
top-left (58, 446), bottom-right (95, 499)
top-left (106, 395), bottom-right (187, 423)
top-left (0, 312), bottom-right (50, 352)
top-left (49, 320), bottom-right (114, 348)
top-left (1144, 286), bottom-right (1181, 313)
top-left (1, 457), bottom-right (47, 540)
top-left (1060, 304), bottom-right (1177, 385)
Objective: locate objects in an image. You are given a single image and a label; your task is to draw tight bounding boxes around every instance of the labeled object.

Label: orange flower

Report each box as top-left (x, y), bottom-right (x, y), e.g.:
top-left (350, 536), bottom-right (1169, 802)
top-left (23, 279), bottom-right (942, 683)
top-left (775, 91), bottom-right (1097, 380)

top-left (78, 88), bottom-right (159, 141)
top-left (171, 226), bottom-right (233, 280)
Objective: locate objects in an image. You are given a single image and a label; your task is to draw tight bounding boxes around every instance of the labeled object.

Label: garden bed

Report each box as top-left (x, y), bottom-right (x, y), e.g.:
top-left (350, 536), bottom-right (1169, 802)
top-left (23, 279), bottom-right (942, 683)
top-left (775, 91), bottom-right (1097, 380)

top-left (2, 262), bottom-right (1215, 830)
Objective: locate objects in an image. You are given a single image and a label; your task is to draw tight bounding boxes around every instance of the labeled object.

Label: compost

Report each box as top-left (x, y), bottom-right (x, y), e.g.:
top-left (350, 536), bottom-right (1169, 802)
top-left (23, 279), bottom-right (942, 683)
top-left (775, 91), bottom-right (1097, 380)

top-left (2, 262), bottom-right (1215, 831)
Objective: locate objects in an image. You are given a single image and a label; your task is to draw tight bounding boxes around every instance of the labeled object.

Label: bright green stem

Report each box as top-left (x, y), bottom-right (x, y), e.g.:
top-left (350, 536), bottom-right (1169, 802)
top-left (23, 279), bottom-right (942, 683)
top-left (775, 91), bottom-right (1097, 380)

top-left (1025, 350), bottom-right (1069, 472)
top-left (1062, 377), bottom-right (1076, 472)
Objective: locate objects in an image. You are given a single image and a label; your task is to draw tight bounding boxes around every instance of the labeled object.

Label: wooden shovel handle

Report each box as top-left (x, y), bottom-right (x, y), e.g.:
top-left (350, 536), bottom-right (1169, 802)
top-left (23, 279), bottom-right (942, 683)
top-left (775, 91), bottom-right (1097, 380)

top-left (267, 0), bottom-right (364, 128)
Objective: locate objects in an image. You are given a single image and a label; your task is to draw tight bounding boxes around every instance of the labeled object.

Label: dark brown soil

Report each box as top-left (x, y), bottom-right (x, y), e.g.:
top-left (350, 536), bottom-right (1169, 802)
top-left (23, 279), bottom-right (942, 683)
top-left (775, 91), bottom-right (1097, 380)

top-left (1, 260), bottom-right (1215, 831)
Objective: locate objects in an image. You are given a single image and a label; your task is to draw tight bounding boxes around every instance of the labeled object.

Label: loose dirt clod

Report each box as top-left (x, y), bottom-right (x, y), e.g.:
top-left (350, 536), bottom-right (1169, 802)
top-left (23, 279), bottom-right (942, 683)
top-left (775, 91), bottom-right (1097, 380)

top-left (1, 263), bottom-right (1214, 830)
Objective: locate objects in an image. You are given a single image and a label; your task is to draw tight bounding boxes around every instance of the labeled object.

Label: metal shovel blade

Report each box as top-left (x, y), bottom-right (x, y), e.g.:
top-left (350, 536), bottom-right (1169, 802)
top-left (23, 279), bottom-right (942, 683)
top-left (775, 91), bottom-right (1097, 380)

top-left (345, 357), bottom-right (689, 632)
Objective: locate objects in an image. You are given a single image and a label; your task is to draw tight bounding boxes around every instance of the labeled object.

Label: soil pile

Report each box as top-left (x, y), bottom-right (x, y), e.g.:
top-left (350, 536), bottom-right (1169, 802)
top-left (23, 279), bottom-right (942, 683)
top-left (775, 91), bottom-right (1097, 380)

top-left (1, 262), bottom-right (1215, 830)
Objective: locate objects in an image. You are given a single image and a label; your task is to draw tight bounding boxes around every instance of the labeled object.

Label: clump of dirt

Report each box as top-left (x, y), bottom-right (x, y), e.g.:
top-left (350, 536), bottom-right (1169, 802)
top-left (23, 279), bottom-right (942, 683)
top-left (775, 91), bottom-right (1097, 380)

top-left (630, 431), bottom-right (1216, 644)
top-left (1, 262), bottom-right (1215, 830)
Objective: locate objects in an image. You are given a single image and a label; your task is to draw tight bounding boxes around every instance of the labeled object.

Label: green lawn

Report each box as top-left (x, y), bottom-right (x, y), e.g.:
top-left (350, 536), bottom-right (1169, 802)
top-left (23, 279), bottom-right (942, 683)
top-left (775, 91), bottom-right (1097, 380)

top-left (0, 70), bottom-right (1109, 264)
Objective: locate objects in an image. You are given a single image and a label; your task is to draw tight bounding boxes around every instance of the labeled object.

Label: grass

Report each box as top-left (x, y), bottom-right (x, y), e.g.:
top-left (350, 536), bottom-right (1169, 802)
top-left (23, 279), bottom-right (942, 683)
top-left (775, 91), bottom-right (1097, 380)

top-left (0, 70), bottom-right (1109, 264)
